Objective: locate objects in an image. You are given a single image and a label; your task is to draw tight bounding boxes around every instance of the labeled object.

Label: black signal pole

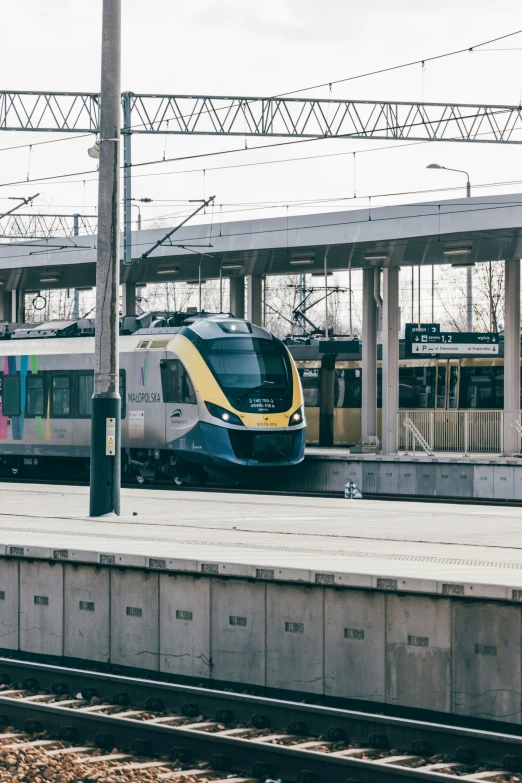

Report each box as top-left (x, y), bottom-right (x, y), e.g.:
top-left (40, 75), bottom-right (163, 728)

top-left (90, 0), bottom-right (121, 516)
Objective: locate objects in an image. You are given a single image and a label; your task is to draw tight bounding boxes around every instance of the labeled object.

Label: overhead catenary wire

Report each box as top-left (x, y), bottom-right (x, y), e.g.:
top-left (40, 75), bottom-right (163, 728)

top-left (1, 200), bottom-right (522, 264)
top-left (119, 27), bottom-right (522, 133)
top-left (0, 132), bottom-right (93, 154)
top-left (1, 106), bottom-right (520, 191)
top-left (275, 27), bottom-right (522, 97)
top-left (5, 173), bottom-right (522, 224)
top-left (0, 25), bottom-right (520, 220)
top-left (128, 185), bottom-right (522, 228)
top-left (2, 66), bottom-right (522, 193)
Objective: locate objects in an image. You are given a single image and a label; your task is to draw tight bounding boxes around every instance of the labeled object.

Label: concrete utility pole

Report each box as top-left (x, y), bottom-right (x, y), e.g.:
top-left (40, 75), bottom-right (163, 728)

top-left (90, 0), bottom-right (121, 516)
top-left (73, 214), bottom-right (80, 320)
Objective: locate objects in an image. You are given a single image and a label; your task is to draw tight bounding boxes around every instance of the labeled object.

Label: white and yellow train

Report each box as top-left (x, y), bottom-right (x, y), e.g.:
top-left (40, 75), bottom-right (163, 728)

top-left (0, 313), bottom-right (306, 483)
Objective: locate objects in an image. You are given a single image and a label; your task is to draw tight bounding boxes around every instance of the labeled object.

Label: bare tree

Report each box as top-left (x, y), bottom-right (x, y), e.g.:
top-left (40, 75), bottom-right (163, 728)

top-left (264, 275), bottom-right (301, 338)
top-left (24, 288), bottom-right (77, 323)
top-left (437, 262), bottom-right (504, 333)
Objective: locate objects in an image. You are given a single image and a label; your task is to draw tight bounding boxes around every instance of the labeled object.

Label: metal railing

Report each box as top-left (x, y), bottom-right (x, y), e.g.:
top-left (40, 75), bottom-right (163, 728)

top-left (398, 410), bottom-right (522, 455)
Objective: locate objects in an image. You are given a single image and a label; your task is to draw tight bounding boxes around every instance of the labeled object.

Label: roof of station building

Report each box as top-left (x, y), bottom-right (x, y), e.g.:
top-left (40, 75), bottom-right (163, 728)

top-left (0, 192), bottom-right (520, 292)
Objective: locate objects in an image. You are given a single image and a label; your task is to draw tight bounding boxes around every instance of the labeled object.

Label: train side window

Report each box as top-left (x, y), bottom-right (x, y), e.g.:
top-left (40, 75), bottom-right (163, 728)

top-left (399, 367), bottom-right (435, 408)
top-left (459, 366), bottom-right (503, 409)
top-left (436, 365), bottom-right (447, 409)
top-left (334, 369), bottom-right (362, 407)
top-left (163, 360), bottom-right (196, 404)
top-left (51, 375), bottom-right (71, 416)
top-left (78, 373), bottom-right (94, 416)
top-left (78, 371), bottom-right (125, 417)
top-left (448, 366), bottom-right (459, 409)
top-left (298, 369), bottom-right (321, 407)
top-left (2, 375), bottom-right (20, 416)
top-left (26, 375), bottom-right (44, 416)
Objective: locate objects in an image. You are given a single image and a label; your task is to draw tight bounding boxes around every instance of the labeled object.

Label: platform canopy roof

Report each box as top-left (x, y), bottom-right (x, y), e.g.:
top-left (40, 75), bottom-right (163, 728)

top-left (0, 193), bottom-right (521, 292)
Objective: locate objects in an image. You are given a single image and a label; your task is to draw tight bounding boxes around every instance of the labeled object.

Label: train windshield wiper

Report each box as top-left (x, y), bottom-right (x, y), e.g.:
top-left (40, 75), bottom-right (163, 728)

top-left (236, 380), bottom-right (277, 400)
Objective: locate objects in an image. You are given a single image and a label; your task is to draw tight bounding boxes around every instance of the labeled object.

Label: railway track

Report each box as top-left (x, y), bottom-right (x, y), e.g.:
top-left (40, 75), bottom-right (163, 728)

top-left (1, 473), bottom-right (522, 506)
top-left (1, 659), bottom-right (522, 782)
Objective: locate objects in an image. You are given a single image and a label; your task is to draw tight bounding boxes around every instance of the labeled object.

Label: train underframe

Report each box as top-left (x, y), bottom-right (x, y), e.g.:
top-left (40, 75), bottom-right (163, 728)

top-left (0, 441), bottom-right (303, 488)
top-left (0, 450), bottom-right (211, 487)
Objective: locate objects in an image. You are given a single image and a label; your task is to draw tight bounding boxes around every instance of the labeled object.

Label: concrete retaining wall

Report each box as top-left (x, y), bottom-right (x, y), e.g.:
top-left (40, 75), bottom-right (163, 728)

top-left (1, 556), bottom-right (521, 723)
top-left (293, 455), bottom-right (522, 500)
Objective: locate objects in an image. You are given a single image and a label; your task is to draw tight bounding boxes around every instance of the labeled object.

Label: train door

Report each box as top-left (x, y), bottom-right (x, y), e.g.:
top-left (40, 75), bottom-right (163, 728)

top-left (296, 363), bottom-right (321, 444)
top-left (433, 360), bottom-right (459, 408)
top-left (432, 359), bottom-right (460, 449)
top-left (333, 362), bottom-right (362, 446)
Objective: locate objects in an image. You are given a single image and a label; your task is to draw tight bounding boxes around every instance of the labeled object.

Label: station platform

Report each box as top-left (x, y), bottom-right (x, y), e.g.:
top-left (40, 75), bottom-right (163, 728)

top-left (294, 446), bottom-right (522, 500)
top-left (0, 482), bottom-right (522, 723)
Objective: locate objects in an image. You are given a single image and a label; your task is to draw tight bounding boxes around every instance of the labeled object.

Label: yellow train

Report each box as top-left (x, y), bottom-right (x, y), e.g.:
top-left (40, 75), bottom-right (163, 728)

top-left (289, 343), bottom-right (507, 447)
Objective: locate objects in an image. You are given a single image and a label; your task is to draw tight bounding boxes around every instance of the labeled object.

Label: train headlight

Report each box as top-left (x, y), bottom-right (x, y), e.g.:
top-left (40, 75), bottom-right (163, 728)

top-left (289, 406), bottom-right (304, 426)
top-left (205, 401), bottom-right (244, 426)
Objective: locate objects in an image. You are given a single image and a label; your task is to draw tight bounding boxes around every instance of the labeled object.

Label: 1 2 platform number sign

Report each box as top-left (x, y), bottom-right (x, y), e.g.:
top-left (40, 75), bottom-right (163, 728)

top-left (405, 323), bottom-right (499, 357)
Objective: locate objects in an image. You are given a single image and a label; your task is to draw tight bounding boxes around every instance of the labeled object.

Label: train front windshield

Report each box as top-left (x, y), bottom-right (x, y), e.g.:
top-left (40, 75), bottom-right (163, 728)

top-left (202, 337), bottom-right (291, 396)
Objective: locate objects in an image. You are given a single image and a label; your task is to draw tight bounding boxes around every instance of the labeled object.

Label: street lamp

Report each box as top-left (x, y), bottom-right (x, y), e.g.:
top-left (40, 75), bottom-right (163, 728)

top-left (427, 163), bottom-right (472, 330)
top-left (426, 163), bottom-right (470, 197)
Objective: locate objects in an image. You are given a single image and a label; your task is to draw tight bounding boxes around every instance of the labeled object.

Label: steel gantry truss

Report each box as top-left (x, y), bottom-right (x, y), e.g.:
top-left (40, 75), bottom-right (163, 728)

top-left (0, 212), bottom-right (97, 240)
top-left (0, 91), bottom-right (99, 133)
top-left (127, 94), bottom-right (522, 142)
top-left (1, 89), bottom-right (522, 263)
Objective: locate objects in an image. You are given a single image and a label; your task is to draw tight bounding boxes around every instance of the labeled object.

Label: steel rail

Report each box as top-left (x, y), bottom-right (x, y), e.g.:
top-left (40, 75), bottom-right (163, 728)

top-left (1, 657), bottom-right (522, 781)
top-left (0, 690), bottom-right (504, 783)
top-left (0, 731), bottom-right (249, 782)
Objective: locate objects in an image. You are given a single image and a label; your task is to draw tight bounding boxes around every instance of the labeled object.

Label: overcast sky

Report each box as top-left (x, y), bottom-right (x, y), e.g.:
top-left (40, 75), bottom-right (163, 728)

top-left (1, 0), bottom-right (521, 232)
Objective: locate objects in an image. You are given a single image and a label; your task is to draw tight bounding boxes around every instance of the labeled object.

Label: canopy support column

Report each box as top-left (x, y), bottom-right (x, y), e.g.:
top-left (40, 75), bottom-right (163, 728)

top-left (246, 274), bottom-right (262, 325)
top-left (382, 266), bottom-right (400, 455)
top-left (121, 282), bottom-right (136, 317)
top-left (229, 276), bottom-right (245, 318)
top-left (504, 258), bottom-right (520, 456)
top-left (0, 292), bottom-right (12, 322)
top-left (358, 267), bottom-right (379, 451)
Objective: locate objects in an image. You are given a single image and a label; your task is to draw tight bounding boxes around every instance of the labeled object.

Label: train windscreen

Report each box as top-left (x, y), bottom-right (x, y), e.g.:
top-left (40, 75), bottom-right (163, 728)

top-left (201, 337), bottom-right (291, 397)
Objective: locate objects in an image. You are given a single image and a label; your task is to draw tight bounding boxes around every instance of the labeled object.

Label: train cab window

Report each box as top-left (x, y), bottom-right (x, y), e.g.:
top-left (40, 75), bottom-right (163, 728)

top-left (298, 368), bottom-right (321, 407)
top-left (51, 375), bottom-right (71, 417)
top-left (436, 365), bottom-right (446, 409)
top-left (2, 375), bottom-right (20, 416)
top-left (459, 366), bottom-right (504, 409)
top-left (78, 374), bottom-right (94, 416)
top-left (163, 360), bottom-right (196, 404)
top-left (26, 375), bottom-right (44, 416)
top-left (201, 337), bottom-right (290, 397)
top-left (335, 369), bottom-right (362, 407)
top-left (399, 367), bottom-right (435, 408)
top-left (448, 366), bottom-right (458, 408)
